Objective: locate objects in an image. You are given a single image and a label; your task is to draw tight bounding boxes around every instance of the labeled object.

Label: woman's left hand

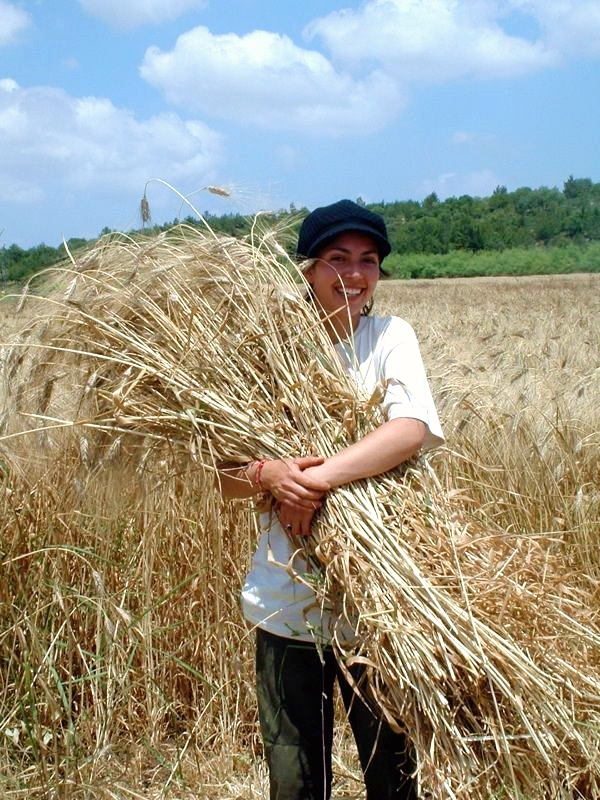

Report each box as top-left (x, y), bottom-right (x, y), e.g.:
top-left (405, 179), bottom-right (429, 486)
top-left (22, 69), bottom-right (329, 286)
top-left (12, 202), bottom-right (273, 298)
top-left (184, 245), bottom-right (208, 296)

top-left (276, 500), bottom-right (319, 538)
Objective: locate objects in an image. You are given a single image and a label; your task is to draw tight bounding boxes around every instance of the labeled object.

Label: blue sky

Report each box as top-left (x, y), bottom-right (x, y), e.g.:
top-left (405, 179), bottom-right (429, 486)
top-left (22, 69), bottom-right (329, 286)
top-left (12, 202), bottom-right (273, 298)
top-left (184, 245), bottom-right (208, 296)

top-left (1, 0), bottom-right (599, 249)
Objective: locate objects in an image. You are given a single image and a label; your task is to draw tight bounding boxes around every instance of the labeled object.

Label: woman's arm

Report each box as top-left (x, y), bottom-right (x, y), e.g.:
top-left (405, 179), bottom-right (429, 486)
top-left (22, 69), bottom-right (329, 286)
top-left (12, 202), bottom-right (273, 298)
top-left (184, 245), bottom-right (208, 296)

top-left (216, 462), bottom-right (262, 500)
top-left (217, 418), bottom-right (426, 536)
top-left (304, 416), bottom-right (426, 490)
top-left (276, 417), bottom-right (427, 536)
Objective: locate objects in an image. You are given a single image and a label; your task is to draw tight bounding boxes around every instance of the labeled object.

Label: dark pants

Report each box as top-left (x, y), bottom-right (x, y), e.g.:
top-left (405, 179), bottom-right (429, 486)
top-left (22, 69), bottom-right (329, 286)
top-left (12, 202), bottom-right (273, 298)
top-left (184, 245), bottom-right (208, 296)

top-left (256, 628), bottom-right (418, 800)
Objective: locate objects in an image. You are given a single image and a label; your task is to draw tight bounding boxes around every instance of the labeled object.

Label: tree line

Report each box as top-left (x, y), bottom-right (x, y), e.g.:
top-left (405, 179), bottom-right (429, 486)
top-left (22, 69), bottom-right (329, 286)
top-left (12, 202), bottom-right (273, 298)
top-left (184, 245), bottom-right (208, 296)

top-left (2, 176), bottom-right (599, 284)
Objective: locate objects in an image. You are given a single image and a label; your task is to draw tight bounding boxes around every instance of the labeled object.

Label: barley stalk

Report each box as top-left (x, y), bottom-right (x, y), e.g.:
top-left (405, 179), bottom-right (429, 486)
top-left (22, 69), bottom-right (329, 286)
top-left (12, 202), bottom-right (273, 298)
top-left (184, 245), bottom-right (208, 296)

top-left (2, 225), bottom-right (600, 798)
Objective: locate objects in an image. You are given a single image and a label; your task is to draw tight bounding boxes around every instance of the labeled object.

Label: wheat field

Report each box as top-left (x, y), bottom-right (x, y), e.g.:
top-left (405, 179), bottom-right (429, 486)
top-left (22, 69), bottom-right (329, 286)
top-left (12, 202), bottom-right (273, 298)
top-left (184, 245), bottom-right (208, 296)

top-left (1, 266), bottom-right (599, 799)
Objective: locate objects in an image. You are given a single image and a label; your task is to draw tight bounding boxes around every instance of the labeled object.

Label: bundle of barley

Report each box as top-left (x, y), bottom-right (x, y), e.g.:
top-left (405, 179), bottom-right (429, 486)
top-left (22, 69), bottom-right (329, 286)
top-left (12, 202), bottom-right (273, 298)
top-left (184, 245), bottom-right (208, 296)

top-left (3, 224), bottom-right (600, 799)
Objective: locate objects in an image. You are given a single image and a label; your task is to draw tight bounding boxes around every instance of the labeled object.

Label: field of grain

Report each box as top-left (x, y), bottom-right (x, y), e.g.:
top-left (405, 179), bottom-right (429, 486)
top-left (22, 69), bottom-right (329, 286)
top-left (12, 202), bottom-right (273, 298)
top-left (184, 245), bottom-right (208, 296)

top-left (1, 269), bottom-right (599, 799)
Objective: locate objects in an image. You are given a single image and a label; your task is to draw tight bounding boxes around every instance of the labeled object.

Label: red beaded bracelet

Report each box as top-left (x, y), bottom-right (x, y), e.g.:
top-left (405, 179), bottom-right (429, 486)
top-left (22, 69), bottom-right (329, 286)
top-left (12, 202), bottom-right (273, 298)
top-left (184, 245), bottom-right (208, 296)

top-left (252, 459), bottom-right (267, 491)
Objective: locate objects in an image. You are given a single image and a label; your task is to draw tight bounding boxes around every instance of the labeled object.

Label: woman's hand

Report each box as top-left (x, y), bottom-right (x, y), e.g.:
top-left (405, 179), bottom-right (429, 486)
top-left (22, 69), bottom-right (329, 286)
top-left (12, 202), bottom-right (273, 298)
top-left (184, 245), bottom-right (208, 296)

top-left (260, 456), bottom-right (330, 507)
top-left (261, 457), bottom-right (329, 538)
top-left (276, 500), bottom-right (319, 538)
top-left (272, 418), bottom-right (427, 536)
top-left (217, 455), bottom-right (328, 501)
top-left (252, 457), bottom-right (328, 538)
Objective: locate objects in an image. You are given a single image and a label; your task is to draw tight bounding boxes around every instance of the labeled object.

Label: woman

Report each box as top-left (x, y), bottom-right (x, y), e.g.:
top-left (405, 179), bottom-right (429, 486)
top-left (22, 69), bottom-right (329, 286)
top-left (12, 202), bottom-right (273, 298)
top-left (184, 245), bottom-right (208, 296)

top-left (218, 199), bottom-right (444, 799)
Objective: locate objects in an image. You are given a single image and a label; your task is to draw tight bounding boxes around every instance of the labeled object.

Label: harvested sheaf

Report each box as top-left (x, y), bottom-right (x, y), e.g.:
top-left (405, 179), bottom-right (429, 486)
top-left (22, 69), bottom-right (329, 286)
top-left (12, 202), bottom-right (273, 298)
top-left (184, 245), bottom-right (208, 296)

top-left (2, 224), bottom-right (600, 799)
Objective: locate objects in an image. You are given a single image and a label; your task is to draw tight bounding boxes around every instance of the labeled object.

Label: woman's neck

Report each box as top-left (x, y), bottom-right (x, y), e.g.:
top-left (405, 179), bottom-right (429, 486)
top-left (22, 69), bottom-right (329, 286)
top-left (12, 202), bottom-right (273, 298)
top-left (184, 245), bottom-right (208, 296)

top-left (323, 309), bottom-right (359, 342)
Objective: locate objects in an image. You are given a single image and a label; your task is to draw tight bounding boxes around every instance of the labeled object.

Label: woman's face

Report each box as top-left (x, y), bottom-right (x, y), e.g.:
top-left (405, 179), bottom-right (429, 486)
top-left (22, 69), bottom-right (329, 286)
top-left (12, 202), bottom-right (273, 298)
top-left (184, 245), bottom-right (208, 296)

top-left (304, 231), bottom-right (381, 335)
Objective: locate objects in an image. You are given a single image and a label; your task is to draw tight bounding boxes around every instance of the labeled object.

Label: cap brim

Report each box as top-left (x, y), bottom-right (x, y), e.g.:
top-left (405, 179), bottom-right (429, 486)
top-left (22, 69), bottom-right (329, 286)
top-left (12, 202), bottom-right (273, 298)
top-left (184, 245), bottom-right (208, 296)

top-left (303, 221), bottom-right (391, 260)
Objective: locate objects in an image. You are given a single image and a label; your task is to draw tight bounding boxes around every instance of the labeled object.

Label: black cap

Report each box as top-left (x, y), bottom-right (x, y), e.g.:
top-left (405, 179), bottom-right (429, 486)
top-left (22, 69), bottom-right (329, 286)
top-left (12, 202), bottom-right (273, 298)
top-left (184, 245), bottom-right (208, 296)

top-left (297, 199), bottom-right (391, 261)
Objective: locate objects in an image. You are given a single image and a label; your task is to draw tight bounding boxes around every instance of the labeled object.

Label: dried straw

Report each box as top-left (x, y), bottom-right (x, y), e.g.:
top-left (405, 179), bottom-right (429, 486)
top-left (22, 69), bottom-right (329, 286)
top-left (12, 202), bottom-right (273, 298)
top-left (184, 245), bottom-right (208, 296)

top-left (3, 223), bottom-right (600, 798)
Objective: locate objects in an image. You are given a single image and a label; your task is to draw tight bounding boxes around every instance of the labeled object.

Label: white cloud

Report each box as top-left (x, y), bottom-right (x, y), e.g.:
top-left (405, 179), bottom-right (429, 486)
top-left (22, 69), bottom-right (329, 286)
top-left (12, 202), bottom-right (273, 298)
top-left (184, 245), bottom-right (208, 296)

top-left (511, 0), bottom-right (600, 57)
top-left (134, 1), bottom-right (597, 139)
top-left (305, 0), bottom-right (557, 82)
top-left (140, 26), bottom-right (404, 135)
top-left (421, 168), bottom-right (500, 199)
top-left (0, 1), bottom-right (31, 46)
top-left (451, 130), bottom-right (476, 145)
top-left (78, 0), bottom-right (207, 30)
top-left (0, 81), bottom-right (223, 205)
top-left (451, 130), bottom-right (496, 146)
top-left (63, 57), bottom-right (80, 71)
top-left (0, 78), bottom-right (19, 92)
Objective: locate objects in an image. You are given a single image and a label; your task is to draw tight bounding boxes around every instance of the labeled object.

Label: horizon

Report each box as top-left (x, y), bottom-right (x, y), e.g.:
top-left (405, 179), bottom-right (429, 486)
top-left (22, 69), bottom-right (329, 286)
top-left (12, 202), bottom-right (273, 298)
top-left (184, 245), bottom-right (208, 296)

top-left (2, 173), bottom-right (597, 253)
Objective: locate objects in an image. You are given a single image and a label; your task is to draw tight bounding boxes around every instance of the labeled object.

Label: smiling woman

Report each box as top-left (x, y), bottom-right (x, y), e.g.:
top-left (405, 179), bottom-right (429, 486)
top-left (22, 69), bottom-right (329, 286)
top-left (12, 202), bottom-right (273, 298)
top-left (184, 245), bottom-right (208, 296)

top-left (217, 198), bottom-right (444, 800)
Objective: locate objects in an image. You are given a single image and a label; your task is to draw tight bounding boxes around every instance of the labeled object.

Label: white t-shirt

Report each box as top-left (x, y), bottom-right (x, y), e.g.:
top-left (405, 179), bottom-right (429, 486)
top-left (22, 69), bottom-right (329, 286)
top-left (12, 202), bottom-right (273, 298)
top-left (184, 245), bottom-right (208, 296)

top-left (241, 315), bottom-right (444, 642)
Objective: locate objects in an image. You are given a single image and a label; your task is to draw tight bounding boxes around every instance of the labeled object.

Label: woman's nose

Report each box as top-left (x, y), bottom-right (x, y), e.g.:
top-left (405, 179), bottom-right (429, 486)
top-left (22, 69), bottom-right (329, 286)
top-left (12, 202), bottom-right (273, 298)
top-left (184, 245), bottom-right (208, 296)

top-left (336, 259), bottom-right (362, 274)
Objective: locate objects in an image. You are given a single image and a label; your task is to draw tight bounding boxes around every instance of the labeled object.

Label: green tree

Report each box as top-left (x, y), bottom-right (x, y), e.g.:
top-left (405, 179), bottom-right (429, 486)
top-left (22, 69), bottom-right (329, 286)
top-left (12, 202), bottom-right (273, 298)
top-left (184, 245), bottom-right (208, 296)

top-left (563, 175), bottom-right (593, 199)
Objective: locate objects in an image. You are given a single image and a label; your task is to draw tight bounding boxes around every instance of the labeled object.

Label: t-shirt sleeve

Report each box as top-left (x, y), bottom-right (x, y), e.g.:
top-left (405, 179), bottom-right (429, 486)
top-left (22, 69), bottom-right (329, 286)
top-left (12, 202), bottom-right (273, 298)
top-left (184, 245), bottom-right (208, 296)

top-left (379, 317), bottom-right (444, 451)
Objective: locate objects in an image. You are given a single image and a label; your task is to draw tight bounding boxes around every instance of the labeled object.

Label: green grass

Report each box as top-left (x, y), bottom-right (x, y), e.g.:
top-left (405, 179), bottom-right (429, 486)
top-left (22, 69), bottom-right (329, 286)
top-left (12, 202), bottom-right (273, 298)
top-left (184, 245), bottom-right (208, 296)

top-left (384, 240), bottom-right (600, 279)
